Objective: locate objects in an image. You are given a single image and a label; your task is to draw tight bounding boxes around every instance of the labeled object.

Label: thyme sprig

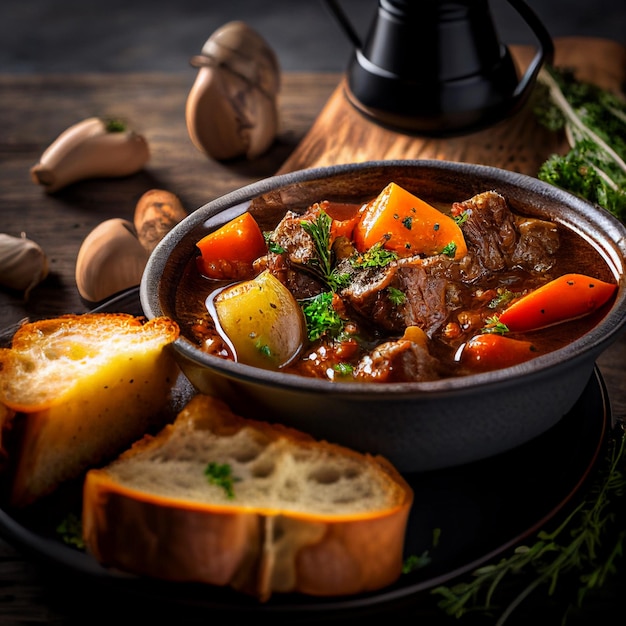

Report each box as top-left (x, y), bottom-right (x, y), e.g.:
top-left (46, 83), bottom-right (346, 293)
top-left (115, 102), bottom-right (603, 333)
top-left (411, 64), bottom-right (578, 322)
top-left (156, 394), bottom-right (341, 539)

top-left (431, 421), bottom-right (626, 624)
top-left (300, 211), bottom-right (349, 291)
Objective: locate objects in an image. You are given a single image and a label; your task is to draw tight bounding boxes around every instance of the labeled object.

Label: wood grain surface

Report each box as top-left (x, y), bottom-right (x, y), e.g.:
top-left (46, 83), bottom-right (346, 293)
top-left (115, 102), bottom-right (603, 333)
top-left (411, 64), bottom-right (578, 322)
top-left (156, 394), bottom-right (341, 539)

top-left (279, 38), bottom-right (626, 175)
top-left (0, 36), bottom-right (625, 626)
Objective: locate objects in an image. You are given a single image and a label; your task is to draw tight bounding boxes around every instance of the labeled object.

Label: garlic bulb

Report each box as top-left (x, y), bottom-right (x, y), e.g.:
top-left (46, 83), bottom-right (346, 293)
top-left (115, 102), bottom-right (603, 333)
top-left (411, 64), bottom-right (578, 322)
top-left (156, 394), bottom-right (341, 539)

top-left (0, 233), bottom-right (49, 299)
top-left (75, 218), bottom-right (149, 303)
top-left (185, 21), bottom-right (281, 161)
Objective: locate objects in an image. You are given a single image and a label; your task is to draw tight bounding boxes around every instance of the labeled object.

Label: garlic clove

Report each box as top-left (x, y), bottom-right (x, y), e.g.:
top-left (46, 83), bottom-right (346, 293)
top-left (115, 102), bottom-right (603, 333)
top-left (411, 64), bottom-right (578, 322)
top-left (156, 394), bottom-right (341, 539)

top-left (75, 218), bottom-right (149, 303)
top-left (133, 189), bottom-right (188, 253)
top-left (31, 117), bottom-right (150, 194)
top-left (0, 233), bottom-right (49, 300)
top-left (186, 21), bottom-right (281, 161)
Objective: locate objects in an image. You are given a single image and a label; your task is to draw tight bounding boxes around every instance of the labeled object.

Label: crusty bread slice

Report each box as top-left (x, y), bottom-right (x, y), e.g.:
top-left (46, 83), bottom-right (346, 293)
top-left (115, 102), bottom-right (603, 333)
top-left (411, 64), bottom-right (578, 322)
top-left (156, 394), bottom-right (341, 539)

top-left (0, 313), bottom-right (180, 507)
top-left (82, 394), bottom-right (413, 601)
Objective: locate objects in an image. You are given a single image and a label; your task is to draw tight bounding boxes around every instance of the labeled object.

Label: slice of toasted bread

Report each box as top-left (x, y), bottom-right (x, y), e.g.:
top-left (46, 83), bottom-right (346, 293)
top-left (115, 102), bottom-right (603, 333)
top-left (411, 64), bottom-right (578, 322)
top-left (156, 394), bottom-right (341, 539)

top-left (0, 313), bottom-right (180, 507)
top-left (82, 394), bottom-right (413, 601)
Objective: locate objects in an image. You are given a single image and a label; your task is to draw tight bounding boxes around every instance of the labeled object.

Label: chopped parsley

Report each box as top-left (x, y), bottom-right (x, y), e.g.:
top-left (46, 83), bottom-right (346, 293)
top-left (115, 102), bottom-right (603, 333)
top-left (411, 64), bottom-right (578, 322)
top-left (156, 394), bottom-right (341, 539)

top-left (454, 211), bottom-right (469, 226)
top-left (350, 242), bottom-right (398, 269)
top-left (301, 291), bottom-right (345, 341)
top-left (333, 362), bottom-right (354, 376)
top-left (256, 342), bottom-right (272, 358)
top-left (205, 462), bottom-right (239, 499)
top-left (403, 552), bottom-right (432, 574)
top-left (482, 316), bottom-right (509, 335)
top-left (56, 512), bottom-right (85, 550)
top-left (441, 242), bottom-right (457, 257)
top-left (388, 286), bottom-right (406, 305)
top-left (264, 230), bottom-right (286, 254)
top-left (488, 289), bottom-right (517, 309)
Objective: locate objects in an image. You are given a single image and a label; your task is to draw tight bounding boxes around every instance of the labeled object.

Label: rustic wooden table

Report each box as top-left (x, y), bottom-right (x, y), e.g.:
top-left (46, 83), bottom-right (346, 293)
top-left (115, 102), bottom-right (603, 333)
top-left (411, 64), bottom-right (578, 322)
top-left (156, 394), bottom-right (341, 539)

top-left (0, 37), bottom-right (625, 625)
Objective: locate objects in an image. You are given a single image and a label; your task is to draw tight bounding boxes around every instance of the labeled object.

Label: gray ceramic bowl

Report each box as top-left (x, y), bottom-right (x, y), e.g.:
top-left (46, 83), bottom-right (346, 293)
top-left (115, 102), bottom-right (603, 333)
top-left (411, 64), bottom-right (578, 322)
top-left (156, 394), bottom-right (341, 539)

top-left (140, 160), bottom-right (626, 472)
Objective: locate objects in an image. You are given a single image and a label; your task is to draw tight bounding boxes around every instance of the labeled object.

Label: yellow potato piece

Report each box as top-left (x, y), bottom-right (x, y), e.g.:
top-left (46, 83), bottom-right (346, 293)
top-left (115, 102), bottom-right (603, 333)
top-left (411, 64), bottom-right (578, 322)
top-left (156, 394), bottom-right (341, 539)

top-left (214, 270), bottom-right (305, 369)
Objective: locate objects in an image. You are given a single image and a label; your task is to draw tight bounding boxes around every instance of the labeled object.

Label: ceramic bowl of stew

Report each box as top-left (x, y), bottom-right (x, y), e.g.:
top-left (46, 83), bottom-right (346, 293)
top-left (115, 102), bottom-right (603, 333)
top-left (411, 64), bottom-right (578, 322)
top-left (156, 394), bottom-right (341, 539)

top-left (140, 160), bottom-right (626, 472)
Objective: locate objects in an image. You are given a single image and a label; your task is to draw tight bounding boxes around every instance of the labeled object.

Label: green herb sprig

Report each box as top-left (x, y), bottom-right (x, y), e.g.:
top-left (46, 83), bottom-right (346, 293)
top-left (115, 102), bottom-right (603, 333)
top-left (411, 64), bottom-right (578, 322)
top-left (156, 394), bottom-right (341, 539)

top-left (534, 66), bottom-right (626, 220)
top-left (431, 422), bottom-right (626, 625)
top-left (300, 212), bottom-right (349, 291)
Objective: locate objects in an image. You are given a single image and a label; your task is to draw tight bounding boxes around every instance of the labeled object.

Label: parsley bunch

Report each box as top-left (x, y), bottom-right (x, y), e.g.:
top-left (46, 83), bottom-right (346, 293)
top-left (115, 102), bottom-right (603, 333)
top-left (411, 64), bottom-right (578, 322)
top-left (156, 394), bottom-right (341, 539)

top-left (534, 66), bottom-right (626, 220)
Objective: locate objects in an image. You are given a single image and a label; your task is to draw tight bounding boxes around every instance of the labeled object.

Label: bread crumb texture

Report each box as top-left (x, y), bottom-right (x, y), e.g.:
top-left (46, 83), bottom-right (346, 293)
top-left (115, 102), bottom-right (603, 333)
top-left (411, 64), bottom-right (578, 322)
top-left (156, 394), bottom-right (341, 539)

top-left (0, 313), bottom-right (180, 507)
top-left (82, 394), bottom-right (414, 600)
top-left (0, 313), bottom-right (179, 411)
top-left (108, 396), bottom-right (404, 515)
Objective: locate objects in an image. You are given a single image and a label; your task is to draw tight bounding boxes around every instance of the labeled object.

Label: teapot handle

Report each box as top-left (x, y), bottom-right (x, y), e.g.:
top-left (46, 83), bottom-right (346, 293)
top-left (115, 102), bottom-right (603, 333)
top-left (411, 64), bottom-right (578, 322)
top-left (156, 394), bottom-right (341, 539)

top-left (322, 0), bottom-right (362, 49)
top-left (507, 0), bottom-right (554, 101)
top-left (322, 0), bottom-right (554, 97)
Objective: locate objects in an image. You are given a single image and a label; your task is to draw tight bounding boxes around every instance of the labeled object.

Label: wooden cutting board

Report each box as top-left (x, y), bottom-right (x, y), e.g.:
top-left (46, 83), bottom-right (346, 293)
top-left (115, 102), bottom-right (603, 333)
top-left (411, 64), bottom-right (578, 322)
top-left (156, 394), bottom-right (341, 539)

top-left (278, 37), bottom-right (626, 175)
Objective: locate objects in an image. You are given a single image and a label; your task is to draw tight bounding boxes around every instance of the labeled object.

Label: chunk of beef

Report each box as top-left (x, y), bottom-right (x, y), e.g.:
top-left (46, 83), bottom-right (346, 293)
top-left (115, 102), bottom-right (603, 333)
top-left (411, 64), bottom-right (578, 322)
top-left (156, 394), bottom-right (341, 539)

top-left (336, 259), bottom-right (401, 330)
top-left (338, 255), bottom-right (460, 337)
top-left (511, 217), bottom-right (560, 272)
top-left (270, 209), bottom-right (317, 265)
top-left (264, 205), bottom-right (326, 299)
top-left (452, 191), bottom-right (560, 278)
top-left (354, 337), bottom-right (441, 382)
top-left (452, 191), bottom-right (517, 275)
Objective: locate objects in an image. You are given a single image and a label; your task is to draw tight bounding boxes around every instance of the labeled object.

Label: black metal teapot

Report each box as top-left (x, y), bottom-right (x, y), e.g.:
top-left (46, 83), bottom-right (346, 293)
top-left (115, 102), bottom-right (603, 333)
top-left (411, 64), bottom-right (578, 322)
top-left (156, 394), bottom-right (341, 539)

top-left (323, 0), bottom-right (554, 135)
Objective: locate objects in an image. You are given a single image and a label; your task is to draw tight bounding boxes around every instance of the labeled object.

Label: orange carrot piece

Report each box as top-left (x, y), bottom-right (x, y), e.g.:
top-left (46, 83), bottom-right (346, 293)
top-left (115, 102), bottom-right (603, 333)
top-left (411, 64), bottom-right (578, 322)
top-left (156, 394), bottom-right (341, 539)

top-left (353, 182), bottom-right (467, 260)
top-left (196, 212), bottom-right (267, 280)
top-left (498, 273), bottom-right (617, 332)
top-left (460, 334), bottom-right (538, 372)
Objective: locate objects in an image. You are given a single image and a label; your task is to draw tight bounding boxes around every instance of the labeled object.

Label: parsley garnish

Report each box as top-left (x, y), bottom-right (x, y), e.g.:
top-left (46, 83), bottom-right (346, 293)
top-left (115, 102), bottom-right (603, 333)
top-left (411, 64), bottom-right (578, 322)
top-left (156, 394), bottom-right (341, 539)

top-left (350, 242), bottom-right (398, 269)
top-left (264, 231), bottom-right (286, 254)
top-left (256, 342), bottom-right (272, 358)
top-left (454, 211), bottom-right (469, 226)
top-left (534, 66), bottom-right (626, 220)
top-left (388, 286), bottom-right (406, 305)
top-left (205, 462), bottom-right (238, 499)
top-left (441, 242), bottom-right (457, 257)
top-left (301, 291), bottom-right (345, 341)
top-left (403, 552), bottom-right (432, 574)
top-left (333, 362), bottom-right (354, 376)
top-left (489, 289), bottom-right (517, 309)
top-left (482, 316), bottom-right (509, 335)
top-left (56, 512), bottom-right (85, 550)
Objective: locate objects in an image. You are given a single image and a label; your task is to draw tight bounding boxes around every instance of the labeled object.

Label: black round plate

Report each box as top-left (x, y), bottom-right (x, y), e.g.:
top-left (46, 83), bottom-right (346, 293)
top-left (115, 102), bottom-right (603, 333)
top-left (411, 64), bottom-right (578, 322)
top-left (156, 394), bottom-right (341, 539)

top-left (0, 287), bottom-right (609, 620)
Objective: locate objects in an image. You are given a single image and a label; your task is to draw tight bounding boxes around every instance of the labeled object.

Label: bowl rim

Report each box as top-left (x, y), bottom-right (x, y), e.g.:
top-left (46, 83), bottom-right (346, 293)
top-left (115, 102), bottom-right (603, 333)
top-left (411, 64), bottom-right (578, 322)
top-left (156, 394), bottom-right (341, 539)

top-left (140, 159), bottom-right (626, 398)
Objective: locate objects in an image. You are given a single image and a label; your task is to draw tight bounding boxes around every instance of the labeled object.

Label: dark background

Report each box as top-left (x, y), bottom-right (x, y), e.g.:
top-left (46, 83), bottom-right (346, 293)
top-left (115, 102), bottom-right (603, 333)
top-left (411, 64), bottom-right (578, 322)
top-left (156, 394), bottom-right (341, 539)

top-left (1, 0), bottom-right (624, 74)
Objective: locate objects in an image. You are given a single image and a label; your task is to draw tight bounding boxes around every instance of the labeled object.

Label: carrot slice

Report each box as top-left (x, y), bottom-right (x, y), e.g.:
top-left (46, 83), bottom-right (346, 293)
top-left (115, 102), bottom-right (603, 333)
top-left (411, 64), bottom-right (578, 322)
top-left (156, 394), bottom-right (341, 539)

top-left (353, 182), bottom-right (467, 260)
top-left (460, 334), bottom-right (539, 372)
top-left (196, 212), bottom-right (267, 280)
top-left (498, 273), bottom-right (617, 332)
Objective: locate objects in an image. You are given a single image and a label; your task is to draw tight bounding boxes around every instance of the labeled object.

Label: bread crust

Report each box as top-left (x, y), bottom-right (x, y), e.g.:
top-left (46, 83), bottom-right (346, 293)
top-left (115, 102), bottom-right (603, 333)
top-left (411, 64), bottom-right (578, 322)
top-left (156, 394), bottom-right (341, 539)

top-left (83, 394), bottom-right (413, 601)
